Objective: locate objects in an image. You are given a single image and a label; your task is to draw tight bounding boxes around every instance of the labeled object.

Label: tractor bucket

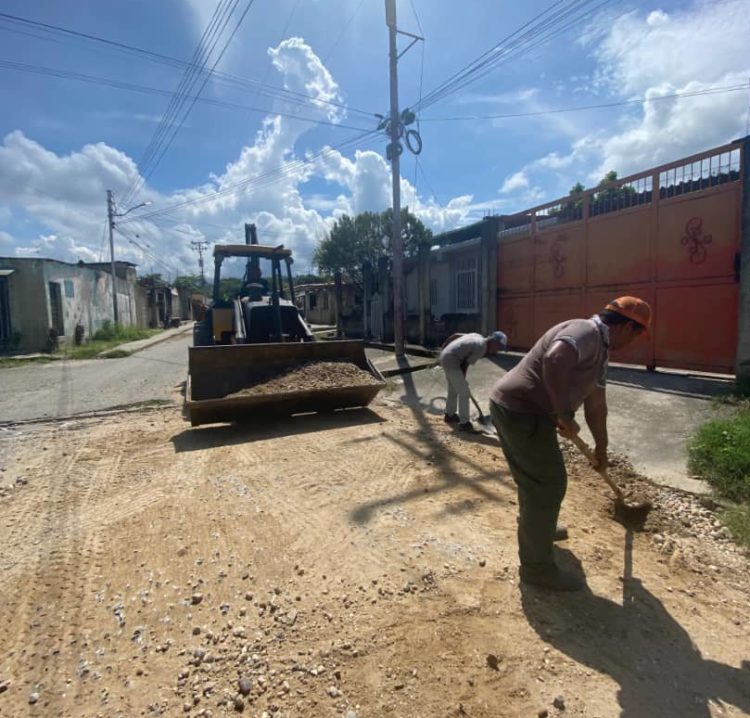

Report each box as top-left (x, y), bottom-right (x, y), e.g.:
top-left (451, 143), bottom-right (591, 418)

top-left (185, 339), bottom-right (385, 426)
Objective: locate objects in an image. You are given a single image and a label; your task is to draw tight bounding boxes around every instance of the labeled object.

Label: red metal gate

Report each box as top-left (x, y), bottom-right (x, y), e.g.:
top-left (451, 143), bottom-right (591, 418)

top-left (496, 140), bottom-right (743, 373)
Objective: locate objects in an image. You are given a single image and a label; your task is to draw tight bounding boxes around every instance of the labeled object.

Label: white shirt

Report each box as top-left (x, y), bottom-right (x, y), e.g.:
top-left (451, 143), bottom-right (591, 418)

top-left (440, 333), bottom-right (487, 366)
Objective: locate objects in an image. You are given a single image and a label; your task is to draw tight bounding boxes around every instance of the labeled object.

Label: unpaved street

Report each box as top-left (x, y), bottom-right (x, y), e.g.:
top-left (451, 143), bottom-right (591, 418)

top-left (0, 333), bottom-right (191, 423)
top-left (0, 398), bottom-right (749, 717)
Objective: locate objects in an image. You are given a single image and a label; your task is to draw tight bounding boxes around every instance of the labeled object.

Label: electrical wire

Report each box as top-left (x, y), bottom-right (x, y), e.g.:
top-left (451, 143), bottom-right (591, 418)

top-left (115, 226), bottom-right (182, 277)
top-left (0, 61), bottom-right (372, 132)
top-left (97, 219), bottom-right (108, 262)
top-left (252, 0), bottom-right (301, 108)
top-left (122, 0), bottom-right (238, 204)
top-left (415, 157), bottom-right (443, 206)
top-left (412, 0), bottom-right (613, 113)
top-left (321, 0), bottom-right (367, 65)
top-left (123, 0), bottom-right (253, 205)
top-left (410, 0), bottom-right (425, 192)
top-left (0, 11), bottom-right (375, 119)
top-left (419, 84), bottom-right (750, 121)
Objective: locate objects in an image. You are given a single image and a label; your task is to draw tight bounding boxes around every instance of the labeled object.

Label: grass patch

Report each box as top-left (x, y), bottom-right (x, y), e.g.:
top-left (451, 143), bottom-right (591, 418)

top-left (688, 411), bottom-right (750, 503)
top-left (0, 355), bottom-right (60, 369)
top-left (689, 410), bottom-right (750, 549)
top-left (99, 349), bottom-right (133, 359)
top-left (722, 504), bottom-right (750, 548)
top-left (62, 322), bottom-right (160, 360)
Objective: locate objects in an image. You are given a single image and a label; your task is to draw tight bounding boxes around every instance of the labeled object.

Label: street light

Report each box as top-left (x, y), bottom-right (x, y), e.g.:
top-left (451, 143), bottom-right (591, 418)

top-left (106, 190), bottom-right (153, 324)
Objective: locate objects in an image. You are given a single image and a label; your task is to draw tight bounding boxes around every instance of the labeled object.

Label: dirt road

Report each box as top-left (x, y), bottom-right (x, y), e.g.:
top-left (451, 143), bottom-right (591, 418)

top-left (0, 399), bottom-right (748, 717)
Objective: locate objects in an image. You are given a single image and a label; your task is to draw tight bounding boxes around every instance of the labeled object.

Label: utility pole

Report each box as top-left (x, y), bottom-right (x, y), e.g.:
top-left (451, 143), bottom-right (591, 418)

top-left (106, 189), bottom-right (119, 324)
top-left (385, 0), bottom-right (404, 357)
top-left (190, 239), bottom-right (210, 287)
top-left (106, 191), bottom-right (151, 324)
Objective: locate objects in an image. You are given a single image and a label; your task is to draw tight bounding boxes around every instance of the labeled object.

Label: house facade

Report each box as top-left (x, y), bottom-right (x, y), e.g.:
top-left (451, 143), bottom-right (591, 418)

top-left (297, 282), bottom-right (358, 327)
top-left (0, 257), bottom-right (140, 352)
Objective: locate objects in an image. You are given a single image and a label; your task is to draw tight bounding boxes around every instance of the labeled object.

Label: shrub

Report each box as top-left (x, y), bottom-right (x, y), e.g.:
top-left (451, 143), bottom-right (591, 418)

top-left (688, 412), bottom-right (750, 503)
top-left (722, 505), bottom-right (750, 548)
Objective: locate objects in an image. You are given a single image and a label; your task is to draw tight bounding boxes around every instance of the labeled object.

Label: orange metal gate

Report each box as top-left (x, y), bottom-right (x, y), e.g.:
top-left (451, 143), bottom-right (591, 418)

top-left (496, 141), bottom-right (743, 373)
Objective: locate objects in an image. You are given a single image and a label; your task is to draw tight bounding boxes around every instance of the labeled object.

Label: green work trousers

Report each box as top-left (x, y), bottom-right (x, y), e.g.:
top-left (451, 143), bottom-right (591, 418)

top-left (490, 401), bottom-right (567, 571)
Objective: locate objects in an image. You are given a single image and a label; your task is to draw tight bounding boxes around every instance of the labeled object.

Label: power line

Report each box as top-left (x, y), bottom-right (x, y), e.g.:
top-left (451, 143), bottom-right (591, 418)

top-left (122, 0), bottom-right (238, 204)
top-left (321, 0), bottom-right (367, 64)
top-left (419, 84), bottom-right (750, 121)
top-left (0, 10), bottom-right (375, 119)
top-left (115, 226), bottom-right (182, 278)
top-left (0, 60), bottom-right (372, 132)
top-left (413, 0), bottom-right (614, 113)
top-left (252, 0), bottom-right (301, 107)
top-left (97, 219), bottom-right (108, 262)
top-left (415, 157), bottom-right (443, 206)
top-left (124, 0), bottom-right (256, 205)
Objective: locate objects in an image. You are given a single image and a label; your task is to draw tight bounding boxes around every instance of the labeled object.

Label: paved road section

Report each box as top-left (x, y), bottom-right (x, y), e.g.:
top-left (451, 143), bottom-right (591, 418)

top-left (382, 353), bottom-right (734, 493)
top-left (0, 334), bottom-right (191, 423)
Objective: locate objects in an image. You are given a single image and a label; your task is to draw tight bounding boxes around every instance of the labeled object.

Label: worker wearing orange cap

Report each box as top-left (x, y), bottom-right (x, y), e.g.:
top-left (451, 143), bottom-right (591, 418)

top-left (489, 297), bottom-right (651, 591)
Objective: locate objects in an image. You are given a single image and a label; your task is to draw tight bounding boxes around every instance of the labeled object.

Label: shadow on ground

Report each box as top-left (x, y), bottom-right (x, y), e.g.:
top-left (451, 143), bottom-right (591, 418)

top-left (521, 546), bottom-right (750, 717)
top-left (350, 359), bottom-right (510, 525)
top-left (171, 407), bottom-right (386, 452)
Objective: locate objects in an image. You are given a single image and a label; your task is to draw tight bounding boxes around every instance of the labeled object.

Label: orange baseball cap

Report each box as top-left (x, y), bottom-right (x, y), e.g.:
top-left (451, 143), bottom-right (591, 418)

top-left (605, 296), bottom-right (652, 332)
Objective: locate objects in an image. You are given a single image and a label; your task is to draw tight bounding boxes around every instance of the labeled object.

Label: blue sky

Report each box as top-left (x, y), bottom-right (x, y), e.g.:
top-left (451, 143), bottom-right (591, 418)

top-left (0, 0), bottom-right (748, 276)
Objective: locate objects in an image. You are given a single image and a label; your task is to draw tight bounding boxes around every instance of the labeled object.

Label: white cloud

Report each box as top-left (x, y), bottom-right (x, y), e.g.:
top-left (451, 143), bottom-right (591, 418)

top-left (503, 0), bottom-right (750, 200)
top-left (0, 38), bottom-right (472, 274)
top-left (500, 170), bottom-right (529, 193)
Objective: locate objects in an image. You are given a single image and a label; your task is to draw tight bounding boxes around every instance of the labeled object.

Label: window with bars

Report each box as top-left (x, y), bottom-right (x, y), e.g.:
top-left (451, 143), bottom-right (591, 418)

top-left (455, 256), bottom-right (477, 312)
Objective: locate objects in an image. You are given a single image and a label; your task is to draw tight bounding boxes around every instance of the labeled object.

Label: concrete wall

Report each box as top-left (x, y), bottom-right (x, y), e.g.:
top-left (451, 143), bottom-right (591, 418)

top-left (300, 285), bottom-right (358, 326)
top-left (430, 261), bottom-right (451, 319)
top-left (41, 262), bottom-right (131, 341)
top-left (0, 258), bottom-right (140, 352)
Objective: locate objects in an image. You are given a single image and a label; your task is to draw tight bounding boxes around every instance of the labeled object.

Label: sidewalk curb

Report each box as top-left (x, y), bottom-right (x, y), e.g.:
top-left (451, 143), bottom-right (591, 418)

top-left (101, 322), bottom-right (194, 357)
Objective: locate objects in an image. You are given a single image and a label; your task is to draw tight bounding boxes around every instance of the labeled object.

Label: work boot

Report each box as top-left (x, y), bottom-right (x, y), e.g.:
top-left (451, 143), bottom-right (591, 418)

top-left (519, 565), bottom-right (584, 592)
top-left (554, 525), bottom-right (569, 542)
top-left (443, 413), bottom-right (460, 424)
top-left (458, 421), bottom-right (481, 434)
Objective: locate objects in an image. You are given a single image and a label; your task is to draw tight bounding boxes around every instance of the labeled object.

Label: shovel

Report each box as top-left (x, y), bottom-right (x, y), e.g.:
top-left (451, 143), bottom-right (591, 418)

top-left (569, 434), bottom-right (652, 517)
top-left (469, 391), bottom-right (493, 428)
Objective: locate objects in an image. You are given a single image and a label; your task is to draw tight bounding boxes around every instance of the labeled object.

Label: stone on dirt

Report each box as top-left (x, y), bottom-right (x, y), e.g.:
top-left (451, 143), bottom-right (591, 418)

top-left (191, 593), bottom-right (204, 605)
top-left (238, 677), bottom-right (252, 696)
top-left (553, 695), bottom-right (566, 711)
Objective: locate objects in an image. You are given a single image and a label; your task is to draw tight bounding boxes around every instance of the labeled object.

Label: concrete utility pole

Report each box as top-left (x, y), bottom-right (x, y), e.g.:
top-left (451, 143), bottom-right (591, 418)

top-left (386, 0), bottom-right (404, 357)
top-left (106, 191), bottom-right (151, 324)
top-left (190, 239), bottom-right (210, 287)
top-left (106, 189), bottom-right (119, 324)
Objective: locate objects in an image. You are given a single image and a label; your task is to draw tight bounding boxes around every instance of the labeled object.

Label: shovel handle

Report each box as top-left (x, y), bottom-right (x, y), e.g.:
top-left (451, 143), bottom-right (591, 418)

top-left (469, 392), bottom-right (487, 422)
top-left (569, 434), bottom-right (626, 503)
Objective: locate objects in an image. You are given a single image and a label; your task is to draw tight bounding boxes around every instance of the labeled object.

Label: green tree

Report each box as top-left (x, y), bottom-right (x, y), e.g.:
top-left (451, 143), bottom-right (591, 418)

top-left (313, 208), bottom-right (432, 285)
top-left (594, 170), bottom-right (636, 204)
top-left (174, 274), bottom-right (209, 294)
